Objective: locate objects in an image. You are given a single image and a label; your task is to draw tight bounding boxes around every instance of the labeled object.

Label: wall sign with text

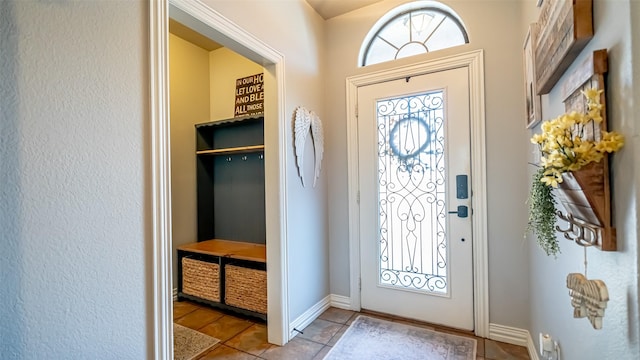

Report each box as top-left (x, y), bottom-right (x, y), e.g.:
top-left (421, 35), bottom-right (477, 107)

top-left (235, 73), bottom-right (264, 117)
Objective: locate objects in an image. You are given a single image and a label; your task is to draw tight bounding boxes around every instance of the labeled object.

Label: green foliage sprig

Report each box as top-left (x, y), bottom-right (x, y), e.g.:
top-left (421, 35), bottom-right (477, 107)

top-left (526, 167), bottom-right (560, 257)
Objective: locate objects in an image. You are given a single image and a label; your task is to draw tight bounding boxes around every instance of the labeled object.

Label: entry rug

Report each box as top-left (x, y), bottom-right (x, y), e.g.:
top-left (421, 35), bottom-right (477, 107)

top-left (324, 316), bottom-right (476, 360)
top-left (174, 323), bottom-right (220, 360)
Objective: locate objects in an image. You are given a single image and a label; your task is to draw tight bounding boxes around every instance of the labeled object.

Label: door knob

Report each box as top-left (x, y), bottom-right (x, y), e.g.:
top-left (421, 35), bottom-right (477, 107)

top-left (448, 205), bottom-right (468, 218)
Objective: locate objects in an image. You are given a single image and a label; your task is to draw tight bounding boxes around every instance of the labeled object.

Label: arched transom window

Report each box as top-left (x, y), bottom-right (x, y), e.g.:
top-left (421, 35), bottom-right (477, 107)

top-left (359, 1), bottom-right (469, 66)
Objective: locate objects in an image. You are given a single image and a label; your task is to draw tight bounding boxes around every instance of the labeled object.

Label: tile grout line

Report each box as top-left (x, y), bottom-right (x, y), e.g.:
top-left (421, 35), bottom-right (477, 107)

top-left (222, 324), bottom-right (272, 359)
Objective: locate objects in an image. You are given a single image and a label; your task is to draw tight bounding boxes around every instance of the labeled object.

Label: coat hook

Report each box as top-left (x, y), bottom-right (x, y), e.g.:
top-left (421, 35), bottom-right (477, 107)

top-left (241, 155), bottom-right (248, 161)
top-left (556, 211), bottom-right (600, 247)
top-left (226, 156), bottom-right (232, 162)
top-left (259, 154), bottom-right (264, 160)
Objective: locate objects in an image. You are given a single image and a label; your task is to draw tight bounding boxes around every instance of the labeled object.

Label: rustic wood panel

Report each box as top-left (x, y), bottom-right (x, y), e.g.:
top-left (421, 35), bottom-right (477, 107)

top-left (535, 0), bottom-right (593, 94)
top-left (559, 162), bottom-right (605, 226)
top-left (562, 49), bottom-right (608, 101)
top-left (555, 49), bottom-right (615, 251)
top-left (564, 77), bottom-right (602, 141)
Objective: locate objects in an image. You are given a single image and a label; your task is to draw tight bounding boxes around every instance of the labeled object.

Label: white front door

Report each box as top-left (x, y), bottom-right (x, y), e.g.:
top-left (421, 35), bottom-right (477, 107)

top-left (358, 67), bottom-right (473, 330)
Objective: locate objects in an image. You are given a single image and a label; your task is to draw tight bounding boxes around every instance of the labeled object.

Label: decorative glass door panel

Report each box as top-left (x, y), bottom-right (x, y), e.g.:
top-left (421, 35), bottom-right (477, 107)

top-left (376, 91), bottom-right (448, 294)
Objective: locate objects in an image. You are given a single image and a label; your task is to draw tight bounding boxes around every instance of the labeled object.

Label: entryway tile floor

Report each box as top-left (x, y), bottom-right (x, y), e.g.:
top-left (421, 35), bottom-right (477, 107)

top-left (174, 300), bottom-right (530, 360)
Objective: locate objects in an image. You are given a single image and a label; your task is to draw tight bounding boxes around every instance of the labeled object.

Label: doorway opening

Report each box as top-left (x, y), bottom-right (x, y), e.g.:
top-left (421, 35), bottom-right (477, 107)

top-left (151, 0), bottom-right (289, 357)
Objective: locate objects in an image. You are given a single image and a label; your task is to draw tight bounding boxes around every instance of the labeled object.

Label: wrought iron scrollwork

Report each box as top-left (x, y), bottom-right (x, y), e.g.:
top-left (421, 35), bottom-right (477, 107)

top-left (377, 90), bottom-right (448, 294)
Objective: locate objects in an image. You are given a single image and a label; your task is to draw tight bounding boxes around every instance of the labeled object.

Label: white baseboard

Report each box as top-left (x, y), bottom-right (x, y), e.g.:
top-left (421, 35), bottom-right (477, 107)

top-left (288, 295), bottom-right (332, 340)
top-left (329, 294), bottom-right (352, 310)
top-left (173, 288), bottom-right (177, 302)
top-left (489, 323), bottom-right (528, 346)
top-left (489, 323), bottom-right (539, 360)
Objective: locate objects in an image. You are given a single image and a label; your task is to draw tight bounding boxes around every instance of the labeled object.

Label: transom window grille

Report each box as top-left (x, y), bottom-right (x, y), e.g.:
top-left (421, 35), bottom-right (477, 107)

top-left (360, 2), bottom-right (469, 66)
top-left (377, 90), bottom-right (448, 294)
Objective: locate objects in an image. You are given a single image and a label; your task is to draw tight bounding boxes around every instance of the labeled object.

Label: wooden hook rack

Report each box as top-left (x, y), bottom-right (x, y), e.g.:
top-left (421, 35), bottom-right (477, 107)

top-left (555, 49), bottom-right (616, 251)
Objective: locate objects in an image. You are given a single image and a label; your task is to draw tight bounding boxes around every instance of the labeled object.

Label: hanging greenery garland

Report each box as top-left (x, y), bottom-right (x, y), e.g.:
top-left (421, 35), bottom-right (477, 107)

top-left (526, 167), bottom-right (560, 257)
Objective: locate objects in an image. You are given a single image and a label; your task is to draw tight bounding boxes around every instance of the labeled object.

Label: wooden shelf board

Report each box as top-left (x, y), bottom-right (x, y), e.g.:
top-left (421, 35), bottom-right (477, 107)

top-left (196, 145), bottom-right (264, 155)
top-left (178, 239), bottom-right (266, 263)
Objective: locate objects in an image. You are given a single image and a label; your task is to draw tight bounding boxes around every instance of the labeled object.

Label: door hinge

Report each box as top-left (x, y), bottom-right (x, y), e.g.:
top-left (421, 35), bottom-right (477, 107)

top-left (355, 104), bottom-right (358, 118)
top-left (356, 191), bottom-right (360, 204)
top-left (359, 277), bottom-right (362, 291)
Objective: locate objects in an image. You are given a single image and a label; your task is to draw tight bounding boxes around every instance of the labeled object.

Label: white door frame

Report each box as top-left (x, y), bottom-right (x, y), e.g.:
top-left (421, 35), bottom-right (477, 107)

top-left (346, 49), bottom-right (489, 337)
top-left (150, 0), bottom-right (290, 358)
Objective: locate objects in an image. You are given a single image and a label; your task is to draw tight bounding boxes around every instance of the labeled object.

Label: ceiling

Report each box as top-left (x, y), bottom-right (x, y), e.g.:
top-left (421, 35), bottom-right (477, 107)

top-left (170, 0), bottom-right (385, 50)
top-left (306, 0), bottom-right (385, 19)
top-left (169, 18), bottom-right (222, 51)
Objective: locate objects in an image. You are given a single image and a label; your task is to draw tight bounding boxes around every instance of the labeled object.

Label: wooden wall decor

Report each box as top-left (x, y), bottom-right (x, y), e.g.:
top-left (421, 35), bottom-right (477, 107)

top-left (524, 23), bottom-right (542, 128)
top-left (535, 0), bottom-right (593, 95)
top-left (555, 49), bottom-right (616, 251)
top-left (567, 273), bottom-right (609, 329)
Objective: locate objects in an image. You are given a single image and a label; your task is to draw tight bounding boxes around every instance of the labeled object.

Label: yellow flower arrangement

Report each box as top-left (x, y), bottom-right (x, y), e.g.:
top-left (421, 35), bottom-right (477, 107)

top-left (531, 89), bottom-right (624, 187)
top-left (527, 88), bottom-right (624, 257)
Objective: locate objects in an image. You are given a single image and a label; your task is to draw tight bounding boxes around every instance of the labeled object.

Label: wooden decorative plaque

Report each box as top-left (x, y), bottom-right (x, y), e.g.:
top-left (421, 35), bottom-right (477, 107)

top-left (535, 0), bottom-right (593, 95)
top-left (555, 50), bottom-right (615, 251)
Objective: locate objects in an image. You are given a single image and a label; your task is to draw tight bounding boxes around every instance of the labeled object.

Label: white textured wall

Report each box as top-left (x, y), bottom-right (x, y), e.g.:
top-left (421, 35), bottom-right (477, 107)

top-left (325, 0), bottom-right (531, 329)
top-left (169, 33), bottom-right (210, 287)
top-left (0, 1), bottom-right (148, 359)
top-left (209, 47), bottom-right (263, 120)
top-left (524, 0), bottom-right (640, 358)
top-left (201, 0), bottom-right (330, 321)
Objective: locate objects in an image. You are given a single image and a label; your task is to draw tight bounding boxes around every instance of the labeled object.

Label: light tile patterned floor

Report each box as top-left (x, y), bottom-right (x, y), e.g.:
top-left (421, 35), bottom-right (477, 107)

top-left (173, 301), bottom-right (530, 360)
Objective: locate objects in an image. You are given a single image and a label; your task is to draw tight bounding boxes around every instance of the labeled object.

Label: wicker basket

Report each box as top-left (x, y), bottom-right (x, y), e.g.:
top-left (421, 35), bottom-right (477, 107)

top-left (181, 257), bottom-right (220, 302)
top-left (225, 265), bottom-right (267, 314)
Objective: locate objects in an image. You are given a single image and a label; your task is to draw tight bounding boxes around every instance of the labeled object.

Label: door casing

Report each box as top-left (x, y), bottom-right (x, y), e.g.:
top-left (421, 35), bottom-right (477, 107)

top-left (345, 49), bottom-right (489, 337)
top-left (150, 1), bottom-right (290, 358)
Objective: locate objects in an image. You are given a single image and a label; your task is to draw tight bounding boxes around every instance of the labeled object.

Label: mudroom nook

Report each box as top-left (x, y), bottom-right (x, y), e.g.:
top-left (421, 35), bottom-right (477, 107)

top-left (169, 18), bottom-right (269, 324)
top-left (177, 115), bottom-right (267, 320)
